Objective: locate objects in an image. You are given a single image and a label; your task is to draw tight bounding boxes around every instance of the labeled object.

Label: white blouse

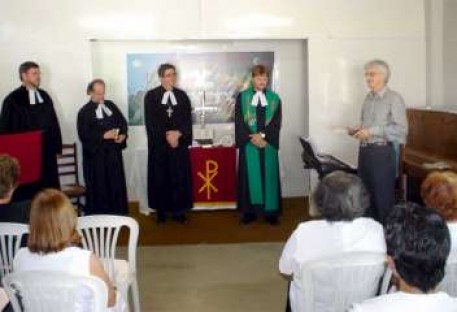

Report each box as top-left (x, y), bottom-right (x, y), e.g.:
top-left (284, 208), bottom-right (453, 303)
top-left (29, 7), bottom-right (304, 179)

top-left (14, 246), bottom-right (124, 312)
top-left (350, 291), bottom-right (457, 312)
top-left (14, 246), bottom-right (91, 275)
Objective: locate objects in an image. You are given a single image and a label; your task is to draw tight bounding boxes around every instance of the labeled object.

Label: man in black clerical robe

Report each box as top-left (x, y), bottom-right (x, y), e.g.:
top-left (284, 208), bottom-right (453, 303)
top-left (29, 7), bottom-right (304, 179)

top-left (144, 63), bottom-right (193, 223)
top-left (0, 61), bottom-right (62, 200)
top-left (77, 79), bottom-right (128, 215)
top-left (235, 65), bottom-right (282, 225)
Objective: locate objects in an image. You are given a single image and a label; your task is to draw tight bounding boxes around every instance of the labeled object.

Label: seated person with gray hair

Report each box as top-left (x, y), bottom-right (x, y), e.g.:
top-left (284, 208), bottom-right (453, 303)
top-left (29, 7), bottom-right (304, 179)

top-left (279, 171), bottom-right (386, 311)
top-left (350, 203), bottom-right (457, 311)
top-left (0, 154), bottom-right (30, 223)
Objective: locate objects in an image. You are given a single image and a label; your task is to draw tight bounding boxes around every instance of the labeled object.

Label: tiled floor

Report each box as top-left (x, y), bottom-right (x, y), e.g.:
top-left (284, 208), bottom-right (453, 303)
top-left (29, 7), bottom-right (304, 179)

top-left (131, 243), bottom-right (288, 311)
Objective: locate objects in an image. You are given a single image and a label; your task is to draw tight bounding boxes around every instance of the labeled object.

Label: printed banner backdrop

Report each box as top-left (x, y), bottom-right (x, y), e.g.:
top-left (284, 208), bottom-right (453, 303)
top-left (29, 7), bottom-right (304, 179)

top-left (127, 52), bottom-right (274, 125)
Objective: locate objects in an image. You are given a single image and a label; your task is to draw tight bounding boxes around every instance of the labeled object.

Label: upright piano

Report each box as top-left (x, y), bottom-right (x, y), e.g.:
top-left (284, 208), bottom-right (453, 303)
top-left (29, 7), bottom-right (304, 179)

top-left (403, 108), bottom-right (457, 202)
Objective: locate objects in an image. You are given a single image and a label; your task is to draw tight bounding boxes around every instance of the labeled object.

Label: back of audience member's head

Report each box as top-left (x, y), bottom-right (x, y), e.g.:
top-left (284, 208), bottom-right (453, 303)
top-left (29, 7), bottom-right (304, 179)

top-left (0, 154), bottom-right (20, 201)
top-left (28, 189), bottom-right (80, 254)
top-left (313, 171), bottom-right (370, 222)
top-left (421, 171), bottom-right (457, 222)
top-left (385, 203), bottom-right (451, 293)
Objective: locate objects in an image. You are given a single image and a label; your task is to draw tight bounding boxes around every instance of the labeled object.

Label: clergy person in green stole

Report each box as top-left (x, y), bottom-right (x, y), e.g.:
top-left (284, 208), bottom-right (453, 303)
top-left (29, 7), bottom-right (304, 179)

top-left (235, 64), bottom-right (282, 225)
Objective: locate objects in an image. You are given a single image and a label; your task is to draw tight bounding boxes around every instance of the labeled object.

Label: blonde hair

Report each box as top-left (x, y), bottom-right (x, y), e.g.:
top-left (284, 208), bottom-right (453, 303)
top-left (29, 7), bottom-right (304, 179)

top-left (421, 171), bottom-right (457, 221)
top-left (251, 64), bottom-right (269, 77)
top-left (28, 189), bottom-right (81, 254)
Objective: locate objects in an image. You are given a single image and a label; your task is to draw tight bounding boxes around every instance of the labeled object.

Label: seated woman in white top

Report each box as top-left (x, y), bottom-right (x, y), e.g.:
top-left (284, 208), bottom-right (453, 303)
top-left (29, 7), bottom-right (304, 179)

top-left (279, 171), bottom-right (386, 312)
top-left (421, 171), bottom-right (457, 253)
top-left (13, 189), bottom-right (122, 311)
top-left (350, 203), bottom-right (457, 311)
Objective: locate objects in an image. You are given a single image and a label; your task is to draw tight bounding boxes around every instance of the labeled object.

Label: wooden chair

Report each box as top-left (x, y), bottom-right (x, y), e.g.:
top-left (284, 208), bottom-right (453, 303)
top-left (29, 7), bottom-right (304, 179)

top-left (58, 143), bottom-right (86, 214)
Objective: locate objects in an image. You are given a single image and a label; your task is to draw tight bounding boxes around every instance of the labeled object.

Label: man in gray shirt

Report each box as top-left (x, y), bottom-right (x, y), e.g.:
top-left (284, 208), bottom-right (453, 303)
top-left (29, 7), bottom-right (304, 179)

top-left (349, 59), bottom-right (408, 223)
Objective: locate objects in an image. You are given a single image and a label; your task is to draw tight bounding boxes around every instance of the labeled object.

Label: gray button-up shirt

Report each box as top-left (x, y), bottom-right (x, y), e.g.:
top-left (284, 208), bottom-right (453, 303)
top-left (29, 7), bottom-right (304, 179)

top-left (361, 87), bottom-right (408, 144)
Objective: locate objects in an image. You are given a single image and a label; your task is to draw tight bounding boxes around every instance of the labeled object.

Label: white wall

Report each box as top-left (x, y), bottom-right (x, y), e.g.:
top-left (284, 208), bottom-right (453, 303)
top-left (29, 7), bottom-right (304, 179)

top-left (425, 0), bottom-right (457, 110)
top-left (425, 0), bottom-right (444, 107)
top-left (443, 0), bottom-right (457, 107)
top-left (0, 0), bottom-right (426, 197)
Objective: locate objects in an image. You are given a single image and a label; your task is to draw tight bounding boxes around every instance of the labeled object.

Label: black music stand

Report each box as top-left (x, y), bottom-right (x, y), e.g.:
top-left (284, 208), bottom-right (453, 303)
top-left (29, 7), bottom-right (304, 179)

top-left (299, 136), bottom-right (357, 180)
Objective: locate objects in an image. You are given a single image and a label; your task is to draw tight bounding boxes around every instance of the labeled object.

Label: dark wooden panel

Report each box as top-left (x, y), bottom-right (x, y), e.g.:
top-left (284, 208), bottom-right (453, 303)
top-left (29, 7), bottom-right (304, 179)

top-left (407, 109), bottom-right (457, 160)
top-left (403, 108), bottom-right (457, 202)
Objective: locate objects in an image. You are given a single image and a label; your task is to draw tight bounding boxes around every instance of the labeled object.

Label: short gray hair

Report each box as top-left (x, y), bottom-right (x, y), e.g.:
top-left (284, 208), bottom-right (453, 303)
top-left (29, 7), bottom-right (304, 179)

top-left (364, 59), bottom-right (391, 84)
top-left (313, 171), bottom-right (370, 221)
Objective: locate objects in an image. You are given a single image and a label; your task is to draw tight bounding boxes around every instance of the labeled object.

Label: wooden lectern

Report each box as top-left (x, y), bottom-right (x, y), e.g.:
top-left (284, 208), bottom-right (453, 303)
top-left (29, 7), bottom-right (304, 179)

top-left (0, 131), bottom-right (42, 185)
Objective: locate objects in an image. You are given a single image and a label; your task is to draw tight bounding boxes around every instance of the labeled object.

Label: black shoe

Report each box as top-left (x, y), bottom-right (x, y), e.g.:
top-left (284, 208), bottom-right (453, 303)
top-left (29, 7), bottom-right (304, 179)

top-left (173, 214), bottom-right (188, 224)
top-left (241, 213), bottom-right (257, 225)
top-left (265, 215), bottom-right (279, 226)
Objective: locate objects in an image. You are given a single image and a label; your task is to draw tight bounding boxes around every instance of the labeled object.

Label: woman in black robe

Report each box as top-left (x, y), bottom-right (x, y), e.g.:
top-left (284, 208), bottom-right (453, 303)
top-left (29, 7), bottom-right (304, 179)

top-left (77, 79), bottom-right (128, 215)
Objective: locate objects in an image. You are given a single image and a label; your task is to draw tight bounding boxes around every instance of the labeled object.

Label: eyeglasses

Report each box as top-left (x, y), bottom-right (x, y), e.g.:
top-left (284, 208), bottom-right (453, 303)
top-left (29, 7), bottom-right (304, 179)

top-left (365, 71), bottom-right (382, 77)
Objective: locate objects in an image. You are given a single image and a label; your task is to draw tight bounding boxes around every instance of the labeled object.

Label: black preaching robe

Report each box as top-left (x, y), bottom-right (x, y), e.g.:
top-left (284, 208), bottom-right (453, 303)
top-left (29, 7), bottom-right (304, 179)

top-left (235, 91), bottom-right (282, 216)
top-left (77, 100), bottom-right (128, 215)
top-left (0, 86), bottom-right (62, 200)
top-left (144, 86), bottom-right (193, 216)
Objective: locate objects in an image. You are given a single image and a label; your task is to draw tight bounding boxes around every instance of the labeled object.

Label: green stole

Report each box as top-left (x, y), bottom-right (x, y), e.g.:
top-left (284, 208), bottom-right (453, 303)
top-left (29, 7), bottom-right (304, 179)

top-left (241, 87), bottom-right (280, 212)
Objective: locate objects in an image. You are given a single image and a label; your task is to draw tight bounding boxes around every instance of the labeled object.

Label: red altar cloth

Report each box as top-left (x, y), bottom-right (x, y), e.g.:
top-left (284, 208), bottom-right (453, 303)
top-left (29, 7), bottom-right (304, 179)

top-left (190, 146), bottom-right (236, 204)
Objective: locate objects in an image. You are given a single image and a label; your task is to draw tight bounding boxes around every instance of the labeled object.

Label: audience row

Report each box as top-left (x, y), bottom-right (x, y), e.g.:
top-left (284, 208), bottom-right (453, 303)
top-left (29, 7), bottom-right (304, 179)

top-left (279, 170), bottom-right (457, 311)
top-left (2, 152), bottom-right (457, 311)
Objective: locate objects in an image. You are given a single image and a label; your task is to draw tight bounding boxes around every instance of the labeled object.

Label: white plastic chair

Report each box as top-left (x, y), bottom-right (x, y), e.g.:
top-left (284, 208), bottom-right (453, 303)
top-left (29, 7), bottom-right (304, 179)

top-left (77, 215), bottom-right (140, 312)
top-left (2, 270), bottom-right (107, 312)
top-left (0, 223), bottom-right (28, 282)
top-left (437, 253), bottom-right (457, 296)
top-left (294, 252), bottom-right (387, 312)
